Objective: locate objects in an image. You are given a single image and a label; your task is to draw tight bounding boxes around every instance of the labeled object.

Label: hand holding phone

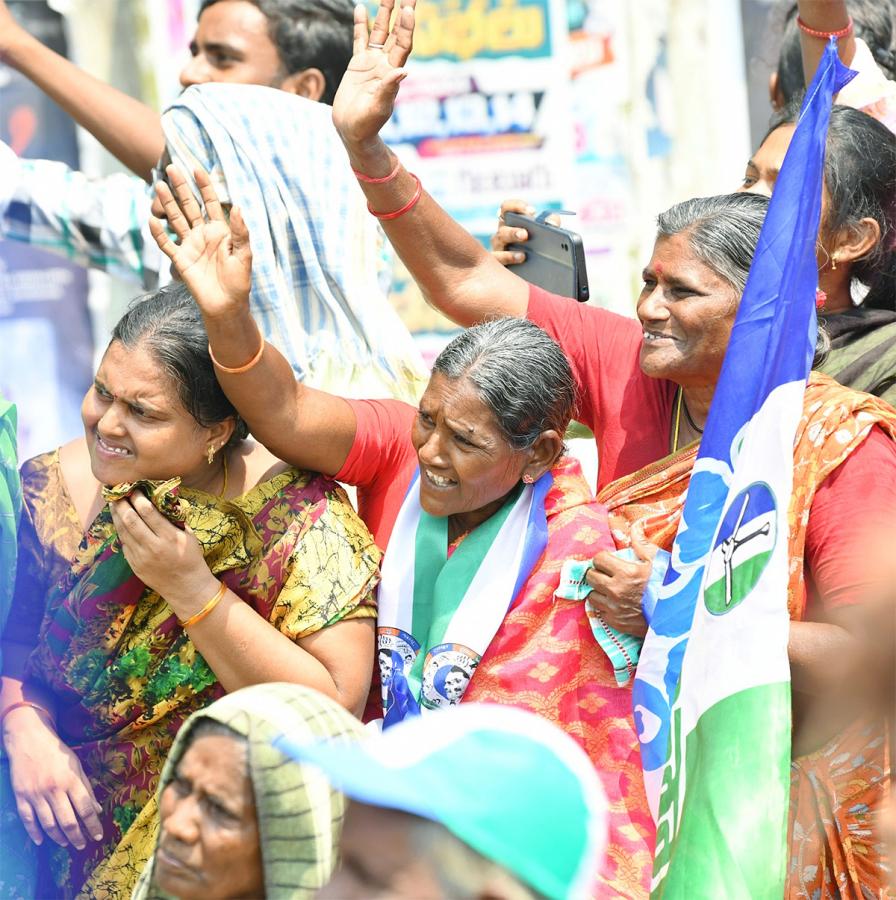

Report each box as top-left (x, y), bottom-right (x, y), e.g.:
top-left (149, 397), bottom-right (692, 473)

top-left (503, 211), bottom-right (589, 302)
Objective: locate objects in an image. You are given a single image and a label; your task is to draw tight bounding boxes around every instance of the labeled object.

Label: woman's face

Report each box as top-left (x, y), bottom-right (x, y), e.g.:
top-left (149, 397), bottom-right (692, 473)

top-left (155, 732), bottom-right (263, 900)
top-left (737, 123), bottom-right (795, 197)
top-left (411, 373), bottom-right (529, 528)
top-left (81, 340), bottom-right (222, 487)
top-left (637, 233), bottom-right (740, 387)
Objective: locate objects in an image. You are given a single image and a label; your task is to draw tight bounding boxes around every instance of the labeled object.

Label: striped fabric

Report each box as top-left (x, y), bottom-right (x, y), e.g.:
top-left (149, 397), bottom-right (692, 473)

top-left (134, 683), bottom-right (364, 899)
top-left (554, 557), bottom-right (643, 686)
top-left (0, 139), bottom-right (164, 287)
top-left (162, 84), bottom-right (427, 401)
top-left (819, 308), bottom-right (896, 404)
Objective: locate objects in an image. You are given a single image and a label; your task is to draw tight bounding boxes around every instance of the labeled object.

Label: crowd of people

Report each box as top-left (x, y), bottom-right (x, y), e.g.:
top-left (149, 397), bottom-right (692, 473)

top-left (0, 0), bottom-right (894, 897)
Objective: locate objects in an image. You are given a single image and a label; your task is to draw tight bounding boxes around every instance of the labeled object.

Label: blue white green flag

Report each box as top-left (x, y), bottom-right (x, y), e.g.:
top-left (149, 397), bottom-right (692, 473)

top-left (633, 41), bottom-right (855, 898)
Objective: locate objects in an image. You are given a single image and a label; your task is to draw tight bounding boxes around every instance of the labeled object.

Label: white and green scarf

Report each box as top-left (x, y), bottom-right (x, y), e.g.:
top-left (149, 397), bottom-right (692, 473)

top-left (377, 469), bottom-right (551, 727)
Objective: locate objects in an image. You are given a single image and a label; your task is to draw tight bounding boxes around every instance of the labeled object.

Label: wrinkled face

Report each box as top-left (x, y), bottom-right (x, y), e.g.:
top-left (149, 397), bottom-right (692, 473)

top-left (737, 123), bottom-right (795, 197)
top-left (637, 234), bottom-right (740, 387)
top-left (318, 804), bottom-right (443, 899)
top-left (81, 340), bottom-right (214, 487)
top-left (156, 733), bottom-right (263, 900)
top-left (180, 0), bottom-right (285, 90)
top-left (411, 373), bottom-right (528, 527)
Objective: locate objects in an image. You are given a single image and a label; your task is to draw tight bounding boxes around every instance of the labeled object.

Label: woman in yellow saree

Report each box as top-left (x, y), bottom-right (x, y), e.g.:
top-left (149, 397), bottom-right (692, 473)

top-left (0, 286), bottom-right (380, 899)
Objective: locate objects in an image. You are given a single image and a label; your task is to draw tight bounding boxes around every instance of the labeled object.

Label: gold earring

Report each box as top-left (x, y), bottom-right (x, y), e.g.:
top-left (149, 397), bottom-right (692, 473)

top-left (207, 445), bottom-right (216, 465)
top-left (522, 473), bottom-right (535, 484)
top-left (831, 255), bottom-right (838, 270)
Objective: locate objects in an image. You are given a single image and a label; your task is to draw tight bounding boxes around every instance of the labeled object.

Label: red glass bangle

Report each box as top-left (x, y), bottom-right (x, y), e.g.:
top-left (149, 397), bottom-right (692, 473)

top-left (796, 15), bottom-right (853, 39)
top-left (367, 174), bottom-right (423, 221)
top-left (352, 158), bottom-right (402, 184)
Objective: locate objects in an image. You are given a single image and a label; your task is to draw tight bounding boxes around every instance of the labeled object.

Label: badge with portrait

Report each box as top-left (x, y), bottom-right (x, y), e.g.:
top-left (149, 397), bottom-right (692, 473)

top-left (420, 642), bottom-right (480, 710)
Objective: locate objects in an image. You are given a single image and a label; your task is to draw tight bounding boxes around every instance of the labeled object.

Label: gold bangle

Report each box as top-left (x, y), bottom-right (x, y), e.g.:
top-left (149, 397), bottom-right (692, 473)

top-left (208, 339), bottom-right (265, 375)
top-left (0, 700), bottom-right (54, 731)
top-left (178, 581), bottom-right (228, 628)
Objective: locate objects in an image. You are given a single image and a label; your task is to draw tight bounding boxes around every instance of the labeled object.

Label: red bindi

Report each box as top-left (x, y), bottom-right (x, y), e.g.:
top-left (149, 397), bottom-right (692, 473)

top-left (655, 262), bottom-right (664, 274)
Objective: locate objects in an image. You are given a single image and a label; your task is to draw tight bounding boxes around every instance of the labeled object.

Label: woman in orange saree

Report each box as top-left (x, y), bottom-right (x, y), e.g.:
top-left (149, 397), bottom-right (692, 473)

top-left (598, 373), bottom-right (896, 899)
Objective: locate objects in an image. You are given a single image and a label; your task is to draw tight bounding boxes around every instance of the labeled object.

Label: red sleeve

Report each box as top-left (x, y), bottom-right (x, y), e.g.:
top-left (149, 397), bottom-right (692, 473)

top-left (805, 426), bottom-right (896, 610)
top-left (526, 284), bottom-right (675, 488)
top-left (335, 399), bottom-right (418, 548)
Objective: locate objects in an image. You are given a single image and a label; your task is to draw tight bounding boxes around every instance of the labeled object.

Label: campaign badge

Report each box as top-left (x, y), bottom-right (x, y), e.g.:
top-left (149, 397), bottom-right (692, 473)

top-left (377, 627), bottom-right (420, 687)
top-left (420, 643), bottom-right (480, 709)
top-left (704, 483), bottom-right (777, 615)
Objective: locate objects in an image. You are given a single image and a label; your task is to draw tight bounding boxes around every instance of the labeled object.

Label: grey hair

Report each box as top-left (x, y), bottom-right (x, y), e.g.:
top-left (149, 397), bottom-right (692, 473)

top-left (655, 193), bottom-right (770, 294)
top-left (432, 318), bottom-right (576, 450)
top-left (656, 192), bottom-right (830, 367)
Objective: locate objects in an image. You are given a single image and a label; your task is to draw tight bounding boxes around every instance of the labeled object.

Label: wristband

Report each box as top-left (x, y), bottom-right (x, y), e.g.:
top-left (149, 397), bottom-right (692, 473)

top-left (178, 581), bottom-right (227, 628)
top-left (368, 174), bottom-right (423, 221)
top-left (796, 16), bottom-right (853, 39)
top-left (208, 339), bottom-right (265, 375)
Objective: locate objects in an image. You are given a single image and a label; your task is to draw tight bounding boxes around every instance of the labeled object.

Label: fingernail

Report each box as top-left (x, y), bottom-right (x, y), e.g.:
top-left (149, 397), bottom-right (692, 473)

top-left (515, 229), bottom-right (527, 239)
top-left (525, 207), bottom-right (535, 215)
top-left (514, 253), bottom-right (525, 262)
top-left (93, 831), bottom-right (103, 841)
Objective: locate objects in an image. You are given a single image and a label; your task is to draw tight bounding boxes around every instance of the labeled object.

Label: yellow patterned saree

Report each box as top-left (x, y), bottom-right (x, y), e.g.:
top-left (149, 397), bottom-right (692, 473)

top-left (5, 451), bottom-right (379, 899)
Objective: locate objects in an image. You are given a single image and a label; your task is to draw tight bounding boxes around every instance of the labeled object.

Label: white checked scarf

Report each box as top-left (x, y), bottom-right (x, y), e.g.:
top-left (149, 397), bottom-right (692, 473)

top-left (162, 84), bottom-right (426, 401)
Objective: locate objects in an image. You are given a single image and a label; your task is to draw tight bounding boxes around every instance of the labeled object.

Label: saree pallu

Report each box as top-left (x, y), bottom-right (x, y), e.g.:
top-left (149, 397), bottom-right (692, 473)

top-left (14, 462), bottom-right (379, 899)
top-left (463, 455), bottom-right (655, 899)
top-left (0, 397), bottom-right (20, 640)
top-left (597, 374), bottom-right (896, 899)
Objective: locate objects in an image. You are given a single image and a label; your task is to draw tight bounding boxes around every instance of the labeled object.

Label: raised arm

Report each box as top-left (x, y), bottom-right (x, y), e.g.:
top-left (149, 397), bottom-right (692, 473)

top-left (796, 0), bottom-right (857, 87)
top-left (330, 0), bottom-right (529, 326)
top-left (149, 165), bottom-right (359, 476)
top-left (0, 0), bottom-right (165, 179)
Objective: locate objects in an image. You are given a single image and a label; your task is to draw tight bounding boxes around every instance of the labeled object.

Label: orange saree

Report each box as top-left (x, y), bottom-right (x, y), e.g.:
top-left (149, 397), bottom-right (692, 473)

top-left (597, 374), bottom-right (896, 899)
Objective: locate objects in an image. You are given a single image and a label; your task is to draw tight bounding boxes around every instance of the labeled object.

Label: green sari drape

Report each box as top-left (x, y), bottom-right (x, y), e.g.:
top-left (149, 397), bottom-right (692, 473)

top-left (0, 397), bottom-right (21, 651)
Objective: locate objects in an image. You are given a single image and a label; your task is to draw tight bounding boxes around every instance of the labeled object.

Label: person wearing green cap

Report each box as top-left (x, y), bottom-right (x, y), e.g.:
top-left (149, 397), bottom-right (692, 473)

top-left (278, 701), bottom-right (608, 900)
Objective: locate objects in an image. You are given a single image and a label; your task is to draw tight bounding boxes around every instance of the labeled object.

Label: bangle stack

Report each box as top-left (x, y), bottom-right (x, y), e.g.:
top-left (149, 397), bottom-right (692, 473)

top-left (796, 16), bottom-right (853, 39)
top-left (178, 580), bottom-right (228, 628)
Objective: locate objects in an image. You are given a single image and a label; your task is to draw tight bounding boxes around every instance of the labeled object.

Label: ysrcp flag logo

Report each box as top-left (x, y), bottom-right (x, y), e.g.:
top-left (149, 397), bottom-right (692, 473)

top-left (633, 40), bottom-right (856, 898)
top-left (704, 483), bottom-right (776, 615)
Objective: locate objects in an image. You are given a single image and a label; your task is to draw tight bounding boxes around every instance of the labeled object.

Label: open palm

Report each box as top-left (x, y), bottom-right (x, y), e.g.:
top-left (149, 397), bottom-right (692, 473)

top-left (148, 165), bottom-right (252, 318)
top-left (332, 0), bottom-right (416, 148)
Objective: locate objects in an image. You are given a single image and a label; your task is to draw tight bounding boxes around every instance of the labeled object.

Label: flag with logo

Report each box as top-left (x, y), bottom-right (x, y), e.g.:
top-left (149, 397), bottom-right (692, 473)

top-left (632, 41), bottom-right (855, 898)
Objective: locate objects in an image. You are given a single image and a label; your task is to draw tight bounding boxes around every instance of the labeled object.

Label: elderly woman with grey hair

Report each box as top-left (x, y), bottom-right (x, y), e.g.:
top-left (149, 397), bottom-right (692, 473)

top-left (323, 5), bottom-right (896, 891)
top-left (150, 164), bottom-right (657, 897)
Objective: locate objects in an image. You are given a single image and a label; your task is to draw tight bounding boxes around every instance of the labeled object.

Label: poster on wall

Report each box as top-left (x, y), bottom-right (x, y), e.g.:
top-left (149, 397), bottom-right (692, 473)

top-left (0, 0), bottom-right (94, 459)
top-left (378, 0), bottom-right (574, 348)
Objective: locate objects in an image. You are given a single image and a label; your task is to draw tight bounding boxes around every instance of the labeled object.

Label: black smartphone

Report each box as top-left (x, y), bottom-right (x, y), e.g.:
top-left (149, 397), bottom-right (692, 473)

top-left (504, 212), bottom-right (589, 302)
